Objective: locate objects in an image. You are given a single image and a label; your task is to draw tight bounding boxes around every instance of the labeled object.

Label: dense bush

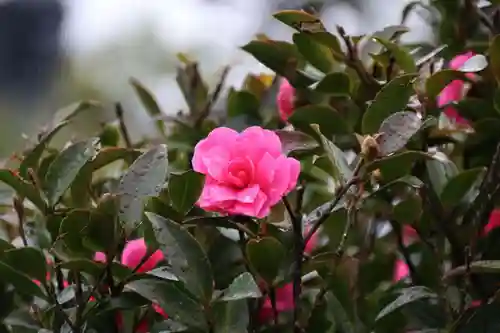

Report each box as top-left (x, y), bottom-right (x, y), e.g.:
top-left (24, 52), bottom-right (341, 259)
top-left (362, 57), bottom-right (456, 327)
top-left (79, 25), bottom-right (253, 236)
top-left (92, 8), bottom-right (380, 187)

top-left (3, 1), bottom-right (500, 332)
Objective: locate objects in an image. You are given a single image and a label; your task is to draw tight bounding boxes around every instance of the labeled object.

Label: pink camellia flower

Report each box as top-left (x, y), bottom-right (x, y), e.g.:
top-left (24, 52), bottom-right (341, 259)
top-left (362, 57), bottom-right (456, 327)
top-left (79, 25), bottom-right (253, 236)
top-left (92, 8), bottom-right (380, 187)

top-left (258, 230), bottom-right (318, 322)
top-left (276, 79), bottom-right (296, 121)
top-left (192, 126), bottom-right (300, 218)
top-left (437, 51), bottom-right (475, 125)
top-left (483, 209), bottom-right (500, 235)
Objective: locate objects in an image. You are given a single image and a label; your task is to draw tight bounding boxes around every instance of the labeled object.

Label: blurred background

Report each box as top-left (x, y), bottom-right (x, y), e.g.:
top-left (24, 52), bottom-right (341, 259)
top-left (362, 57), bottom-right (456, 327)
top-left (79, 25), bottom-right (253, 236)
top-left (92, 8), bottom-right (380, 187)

top-left (0, 0), bottom-right (435, 156)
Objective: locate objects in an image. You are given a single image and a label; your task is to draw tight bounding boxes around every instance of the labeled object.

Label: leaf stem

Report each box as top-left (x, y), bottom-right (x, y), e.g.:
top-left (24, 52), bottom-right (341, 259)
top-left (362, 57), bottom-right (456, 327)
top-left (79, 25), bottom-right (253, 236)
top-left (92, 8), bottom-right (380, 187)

top-left (115, 102), bottom-right (133, 149)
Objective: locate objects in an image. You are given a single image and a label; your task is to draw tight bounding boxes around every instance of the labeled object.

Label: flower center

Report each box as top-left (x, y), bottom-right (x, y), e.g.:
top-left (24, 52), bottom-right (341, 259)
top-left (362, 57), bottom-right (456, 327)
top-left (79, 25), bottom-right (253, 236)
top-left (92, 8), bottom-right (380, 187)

top-left (226, 157), bottom-right (254, 188)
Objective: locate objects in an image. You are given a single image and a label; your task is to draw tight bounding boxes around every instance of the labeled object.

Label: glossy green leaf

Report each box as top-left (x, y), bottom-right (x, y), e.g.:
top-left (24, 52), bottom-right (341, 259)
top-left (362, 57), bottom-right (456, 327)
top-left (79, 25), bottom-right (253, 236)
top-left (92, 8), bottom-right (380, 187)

top-left (19, 121), bottom-right (69, 180)
top-left (314, 72), bottom-right (351, 96)
top-left (218, 272), bottom-right (262, 302)
top-left (273, 10), bottom-right (320, 30)
top-left (376, 111), bottom-right (423, 156)
top-left (44, 138), bottom-right (100, 207)
top-left (0, 170), bottom-right (45, 211)
top-left (242, 40), bottom-right (313, 87)
top-left (440, 167), bottom-right (486, 207)
top-left (127, 278), bottom-right (207, 330)
top-left (311, 125), bottom-right (353, 186)
top-left (275, 130), bottom-right (319, 155)
top-left (376, 286), bottom-right (437, 321)
top-left (71, 147), bottom-right (141, 207)
top-left (117, 145), bottom-right (168, 232)
top-left (362, 74), bottom-right (417, 134)
top-left (0, 248), bottom-right (47, 282)
top-left (168, 170), bottom-right (204, 215)
top-left (147, 212), bottom-right (213, 302)
top-left (246, 237), bottom-right (285, 284)
top-left (58, 259), bottom-right (103, 277)
top-left (0, 261), bottom-right (47, 299)
top-left (130, 78), bottom-right (166, 136)
top-left (227, 89), bottom-right (260, 120)
top-left (393, 195), bottom-right (422, 224)
top-left (176, 62), bottom-right (208, 115)
top-left (289, 105), bottom-right (350, 138)
top-left (373, 37), bottom-right (417, 73)
top-left (366, 151), bottom-right (434, 182)
top-left (426, 157), bottom-right (459, 196)
top-left (59, 210), bottom-right (91, 254)
top-left (293, 32), bottom-right (336, 73)
top-left (359, 25), bottom-right (409, 68)
top-left (51, 100), bottom-right (101, 125)
top-left (212, 299), bottom-right (248, 333)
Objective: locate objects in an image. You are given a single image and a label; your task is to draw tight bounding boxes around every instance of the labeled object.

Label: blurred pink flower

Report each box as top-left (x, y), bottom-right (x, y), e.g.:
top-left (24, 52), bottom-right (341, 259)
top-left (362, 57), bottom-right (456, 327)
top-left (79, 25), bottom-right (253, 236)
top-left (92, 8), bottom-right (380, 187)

top-left (121, 238), bottom-right (164, 273)
top-left (276, 79), bottom-right (295, 121)
top-left (483, 209), bottom-right (500, 235)
top-left (193, 126), bottom-right (300, 218)
top-left (393, 226), bottom-right (419, 282)
top-left (437, 51), bottom-right (475, 124)
top-left (95, 238), bottom-right (167, 327)
top-left (259, 229), bottom-right (318, 322)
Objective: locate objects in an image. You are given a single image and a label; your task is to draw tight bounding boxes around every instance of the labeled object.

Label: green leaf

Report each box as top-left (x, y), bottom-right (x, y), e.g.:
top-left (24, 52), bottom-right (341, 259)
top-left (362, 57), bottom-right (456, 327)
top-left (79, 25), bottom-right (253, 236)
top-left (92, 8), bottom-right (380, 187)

top-left (227, 89), bottom-right (260, 120)
top-left (126, 279), bottom-right (207, 330)
top-left (85, 196), bottom-right (120, 252)
top-left (0, 248), bottom-right (47, 282)
top-left (376, 286), bottom-right (437, 321)
top-left (212, 300), bottom-right (248, 333)
top-left (311, 125), bottom-right (353, 185)
top-left (0, 261), bottom-right (47, 299)
top-left (117, 145), bottom-right (168, 232)
top-left (440, 167), bottom-right (486, 207)
top-left (130, 78), bottom-right (166, 136)
top-left (59, 210), bottom-right (91, 254)
top-left (218, 272), bottom-right (262, 302)
top-left (459, 54), bottom-right (488, 72)
top-left (293, 32), bottom-right (336, 73)
top-left (71, 147), bottom-right (142, 207)
top-left (19, 121), bottom-right (69, 180)
top-left (146, 212), bottom-right (214, 303)
top-left (274, 130), bottom-right (319, 155)
top-left (0, 170), bottom-right (45, 211)
top-left (289, 105), bottom-right (350, 138)
top-left (362, 74), bottom-right (417, 134)
top-left (246, 237), bottom-right (285, 284)
top-left (490, 35), bottom-right (500, 84)
top-left (176, 62), bottom-right (208, 115)
top-left (376, 111), bottom-right (423, 156)
top-left (372, 37), bottom-right (417, 73)
top-left (273, 10), bottom-right (320, 30)
top-left (168, 170), bottom-right (204, 215)
top-left (314, 72), bottom-right (351, 96)
top-left (359, 25), bottom-right (409, 68)
top-left (366, 151), bottom-right (434, 182)
top-left (426, 157), bottom-right (458, 196)
top-left (57, 259), bottom-right (102, 277)
top-left (393, 195), bottom-right (422, 224)
top-left (425, 70), bottom-right (469, 100)
top-left (44, 138), bottom-right (100, 207)
top-left (242, 40), bottom-right (313, 87)
top-left (51, 100), bottom-right (101, 125)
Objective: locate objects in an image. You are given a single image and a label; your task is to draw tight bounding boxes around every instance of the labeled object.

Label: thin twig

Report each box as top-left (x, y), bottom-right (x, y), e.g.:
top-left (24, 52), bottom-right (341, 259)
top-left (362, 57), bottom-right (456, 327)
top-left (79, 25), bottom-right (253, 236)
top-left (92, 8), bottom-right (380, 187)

top-left (238, 230), bottom-right (255, 332)
top-left (74, 270), bottom-right (84, 333)
top-left (282, 196), bottom-right (303, 330)
top-left (193, 67), bottom-right (230, 128)
top-left (13, 197), bottom-right (27, 247)
top-left (269, 287), bottom-right (279, 326)
top-left (115, 102), bottom-right (133, 148)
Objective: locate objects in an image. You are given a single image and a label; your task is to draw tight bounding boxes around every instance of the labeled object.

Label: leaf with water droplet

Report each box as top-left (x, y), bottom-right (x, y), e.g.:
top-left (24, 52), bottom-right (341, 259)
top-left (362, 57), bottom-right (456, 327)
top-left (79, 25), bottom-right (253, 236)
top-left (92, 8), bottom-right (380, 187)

top-left (117, 145), bottom-right (168, 233)
top-left (146, 212), bottom-right (213, 303)
top-left (376, 111), bottom-right (422, 156)
top-left (44, 138), bottom-right (100, 207)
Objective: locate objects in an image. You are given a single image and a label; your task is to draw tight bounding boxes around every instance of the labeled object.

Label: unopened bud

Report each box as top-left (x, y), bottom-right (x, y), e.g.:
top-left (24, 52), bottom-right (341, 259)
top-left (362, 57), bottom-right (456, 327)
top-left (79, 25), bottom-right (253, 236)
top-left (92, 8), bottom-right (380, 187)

top-left (361, 135), bottom-right (380, 161)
